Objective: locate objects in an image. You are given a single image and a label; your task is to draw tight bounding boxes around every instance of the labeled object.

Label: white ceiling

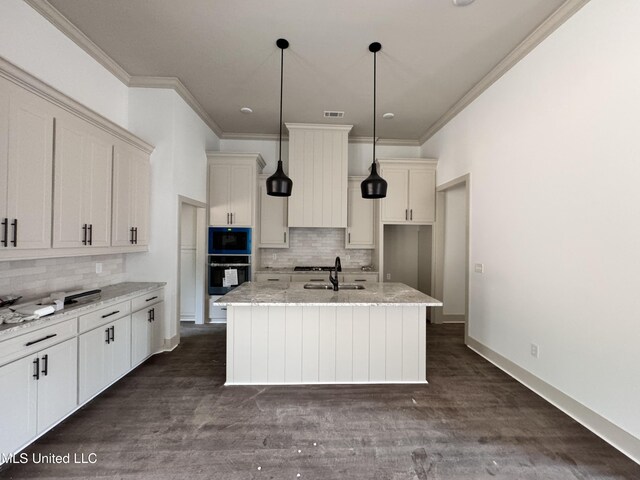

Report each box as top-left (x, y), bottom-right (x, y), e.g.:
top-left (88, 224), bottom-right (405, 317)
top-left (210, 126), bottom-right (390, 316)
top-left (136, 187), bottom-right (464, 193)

top-left (47, 0), bottom-right (568, 141)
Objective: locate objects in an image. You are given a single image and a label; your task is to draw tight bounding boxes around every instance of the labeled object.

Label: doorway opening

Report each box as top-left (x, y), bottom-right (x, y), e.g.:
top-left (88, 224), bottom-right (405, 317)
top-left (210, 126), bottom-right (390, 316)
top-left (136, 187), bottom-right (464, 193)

top-left (177, 196), bottom-right (207, 332)
top-left (432, 174), bottom-right (470, 343)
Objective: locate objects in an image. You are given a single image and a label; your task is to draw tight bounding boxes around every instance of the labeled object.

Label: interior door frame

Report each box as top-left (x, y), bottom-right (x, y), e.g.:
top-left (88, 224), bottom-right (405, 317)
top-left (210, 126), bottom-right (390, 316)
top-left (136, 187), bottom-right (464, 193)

top-left (431, 174), bottom-right (471, 343)
top-left (176, 196), bottom-right (207, 336)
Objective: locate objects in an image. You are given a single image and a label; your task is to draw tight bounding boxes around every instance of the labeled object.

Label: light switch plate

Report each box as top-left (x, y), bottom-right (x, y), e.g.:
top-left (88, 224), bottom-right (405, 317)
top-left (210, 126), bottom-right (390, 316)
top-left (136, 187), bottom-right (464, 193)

top-left (474, 263), bottom-right (484, 274)
top-left (95, 263), bottom-right (103, 274)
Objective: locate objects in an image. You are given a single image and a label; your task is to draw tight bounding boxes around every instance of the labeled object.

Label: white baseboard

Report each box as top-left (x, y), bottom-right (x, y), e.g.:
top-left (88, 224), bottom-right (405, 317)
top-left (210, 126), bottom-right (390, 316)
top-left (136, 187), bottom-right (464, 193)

top-left (163, 334), bottom-right (179, 351)
top-left (466, 336), bottom-right (640, 465)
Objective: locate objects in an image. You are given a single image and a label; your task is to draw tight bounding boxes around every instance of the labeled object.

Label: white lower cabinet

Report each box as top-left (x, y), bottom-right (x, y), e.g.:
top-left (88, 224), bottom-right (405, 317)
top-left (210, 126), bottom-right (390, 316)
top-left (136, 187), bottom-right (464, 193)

top-left (0, 286), bottom-right (164, 461)
top-left (0, 337), bottom-right (77, 456)
top-left (79, 315), bottom-right (131, 404)
top-left (132, 301), bottom-right (164, 367)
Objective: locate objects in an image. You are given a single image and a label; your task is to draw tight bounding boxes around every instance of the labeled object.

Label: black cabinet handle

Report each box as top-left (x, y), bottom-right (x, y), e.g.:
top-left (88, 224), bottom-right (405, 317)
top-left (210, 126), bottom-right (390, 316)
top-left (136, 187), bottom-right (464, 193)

top-left (41, 354), bottom-right (48, 376)
top-left (82, 224), bottom-right (87, 245)
top-left (11, 219), bottom-right (17, 247)
top-left (25, 333), bottom-right (57, 347)
top-left (310, 279), bottom-right (324, 282)
top-left (88, 224), bottom-right (93, 245)
top-left (33, 358), bottom-right (40, 380)
top-left (267, 278), bottom-right (280, 281)
top-left (348, 232), bottom-right (351, 244)
top-left (134, 227), bottom-right (138, 244)
top-left (110, 325), bottom-right (115, 342)
top-left (145, 296), bottom-right (158, 302)
top-left (1, 217), bottom-right (7, 247)
top-left (105, 328), bottom-right (111, 344)
top-left (130, 227), bottom-right (135, 244)
top-left (151, 308), bottom-right (155, 322)
top-left (410, 209), bottom-right (413, 220)
top-left (405, 209), bottom-right (408, 221)
top-left (101, 310), bottom-right (120, 319)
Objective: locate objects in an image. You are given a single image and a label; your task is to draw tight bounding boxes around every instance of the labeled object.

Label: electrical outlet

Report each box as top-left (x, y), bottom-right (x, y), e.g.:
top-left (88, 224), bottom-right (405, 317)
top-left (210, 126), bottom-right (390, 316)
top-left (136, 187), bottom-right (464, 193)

top-left (530, 343), bottom-right (539, 358)
top-left (386, 273), bottom-right (391, 280)
top-left (272, 253), bottom-right (277, 260)
top-left (95, 263), bottom-right (103, 274)
top-left (346, 255), bottom-right (351, 261)
top-left (474, 263), bottom-right (484, 274)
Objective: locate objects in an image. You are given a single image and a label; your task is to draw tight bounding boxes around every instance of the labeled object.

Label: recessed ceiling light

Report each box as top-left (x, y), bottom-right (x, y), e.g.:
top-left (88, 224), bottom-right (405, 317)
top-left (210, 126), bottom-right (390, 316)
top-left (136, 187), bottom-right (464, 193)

top-left (240, 107), bottom-right (253, 114)
top-left (382, 112), bottom-right (395, 120)
top-left (453, 0), bottom-right (475, 6)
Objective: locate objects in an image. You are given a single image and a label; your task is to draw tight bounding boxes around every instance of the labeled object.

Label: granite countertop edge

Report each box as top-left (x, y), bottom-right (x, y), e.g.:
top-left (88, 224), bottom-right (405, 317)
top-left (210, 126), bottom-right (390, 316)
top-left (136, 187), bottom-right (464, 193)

top-left (0, 282), bottom-right (166, 338)
top-left (255, 268), bottom-right (378, 274)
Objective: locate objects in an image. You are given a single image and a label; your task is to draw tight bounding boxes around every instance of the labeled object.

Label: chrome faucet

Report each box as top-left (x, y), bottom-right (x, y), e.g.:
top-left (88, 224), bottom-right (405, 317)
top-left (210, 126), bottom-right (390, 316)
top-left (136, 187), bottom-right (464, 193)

top-left (329, 256), bottom-right (342, 291)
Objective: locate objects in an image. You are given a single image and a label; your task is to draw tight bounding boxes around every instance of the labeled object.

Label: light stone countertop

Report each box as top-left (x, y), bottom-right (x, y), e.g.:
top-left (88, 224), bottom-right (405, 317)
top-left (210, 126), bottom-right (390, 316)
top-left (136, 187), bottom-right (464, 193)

top-left (216, 281), bottom-right (442, 307)
top-left (0, 282), bottom-right (166, 338)
top-left (255, 268), bottom-right (378, 275)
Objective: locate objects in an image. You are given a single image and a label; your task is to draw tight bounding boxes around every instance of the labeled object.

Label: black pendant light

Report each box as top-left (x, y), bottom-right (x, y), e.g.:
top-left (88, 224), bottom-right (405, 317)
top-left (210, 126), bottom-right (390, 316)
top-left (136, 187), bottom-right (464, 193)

top-left (266, 38), bottom-right (293, 197)
top-left (361, 42), bottom-right (387, 199)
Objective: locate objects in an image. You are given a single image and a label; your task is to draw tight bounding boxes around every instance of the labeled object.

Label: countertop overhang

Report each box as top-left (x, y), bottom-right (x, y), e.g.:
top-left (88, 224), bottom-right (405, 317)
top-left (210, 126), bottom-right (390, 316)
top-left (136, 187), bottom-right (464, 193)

top-left (215, 281), bottom-right (443, 307)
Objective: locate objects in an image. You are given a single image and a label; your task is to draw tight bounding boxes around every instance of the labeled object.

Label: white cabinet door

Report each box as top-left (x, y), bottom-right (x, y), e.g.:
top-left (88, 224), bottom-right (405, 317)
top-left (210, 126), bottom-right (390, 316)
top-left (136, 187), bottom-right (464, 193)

top-left (0, 82), bottom-right (9, 236)
top-left (229, 164), bottom-right (253, 226)
top-left (150, 302), bottom-right (164, 353)
top-left (112, 143), bottom-right (150, 246)
top-left (209, 163), bottom-right (230, 226)
top-left (131, 156), bottom-right (150, 246)
top-left (85, 133), bottom-right (113, 247)
top-left (0, 355), bottom-right (38, 455)
top-left (408, 168), bottom-right (436, 223)
top-left (346, 179), bottom-right (375, 249)
top-left (52, 115), bottom-right (85, 248)
top-left (111, 145), bottom-right (133, 246)
top-left (258, 182), bottom-right (288, 247)
top-left (78, 324), bottom-right (110, 403)
top-left (131, 308), bottom-right (152, 367)
top-left (380, 167), bottom-right (409, 223)
top-left (105, 316), bottom-right (131, 384)
top-left (6, 87), bottom-right (54, 250)
top-left (36, 338), bottom-right (77, 434)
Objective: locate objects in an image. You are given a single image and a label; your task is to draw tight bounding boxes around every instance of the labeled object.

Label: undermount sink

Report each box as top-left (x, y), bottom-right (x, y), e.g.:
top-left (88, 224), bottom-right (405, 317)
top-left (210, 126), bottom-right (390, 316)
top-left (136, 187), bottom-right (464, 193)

top-left (303, 283), bottom-right (365, 290)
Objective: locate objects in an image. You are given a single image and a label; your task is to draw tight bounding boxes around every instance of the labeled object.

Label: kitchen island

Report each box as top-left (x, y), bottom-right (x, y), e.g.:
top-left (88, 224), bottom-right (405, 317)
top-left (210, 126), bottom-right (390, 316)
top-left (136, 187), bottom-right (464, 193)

top-left (216, 282), bottom-right (442, 385)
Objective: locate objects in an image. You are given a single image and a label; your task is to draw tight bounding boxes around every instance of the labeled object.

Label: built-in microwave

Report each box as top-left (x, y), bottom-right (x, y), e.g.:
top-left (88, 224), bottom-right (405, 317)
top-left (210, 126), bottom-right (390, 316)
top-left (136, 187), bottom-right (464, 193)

top-left (208, 227), bottom-right (252, 255)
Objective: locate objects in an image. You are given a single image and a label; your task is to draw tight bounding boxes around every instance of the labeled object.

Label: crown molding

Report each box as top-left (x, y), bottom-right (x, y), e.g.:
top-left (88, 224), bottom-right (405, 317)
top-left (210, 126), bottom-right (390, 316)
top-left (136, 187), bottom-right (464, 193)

top-left (128, 76), bottom-right (223, 137)
top-left (0, 55), bottom-right (153, 153)
top-left (23, 0), bottom-right (131, 84)
top-left (418, 0), bottom-right (590, 145)
top-left (26, 0), bottom-right (589, 147)
top-left (350, 136), bottom-right (421, 147)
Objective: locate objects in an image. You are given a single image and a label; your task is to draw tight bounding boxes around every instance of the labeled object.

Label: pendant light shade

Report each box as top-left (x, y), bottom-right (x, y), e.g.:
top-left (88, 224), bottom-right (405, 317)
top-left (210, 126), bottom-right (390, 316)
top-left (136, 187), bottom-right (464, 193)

top-left (267, 38), bottom-right (293, 197)
top-left (361, 42), bottom-right (387, 199)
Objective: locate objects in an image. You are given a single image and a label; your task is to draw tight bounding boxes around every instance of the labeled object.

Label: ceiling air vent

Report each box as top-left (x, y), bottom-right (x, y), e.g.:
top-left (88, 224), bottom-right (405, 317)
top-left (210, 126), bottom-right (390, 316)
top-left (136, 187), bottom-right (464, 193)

top-left (324, 111), bottom-right (345, 119)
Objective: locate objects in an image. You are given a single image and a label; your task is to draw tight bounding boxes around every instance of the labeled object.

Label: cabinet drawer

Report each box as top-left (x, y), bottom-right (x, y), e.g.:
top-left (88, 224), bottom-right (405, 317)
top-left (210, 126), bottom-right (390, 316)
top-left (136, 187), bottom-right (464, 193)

top-left (255, 274), bottom-right (290, 282)
top-left (290, 274), bottom-right (329, 283)
top-left (131, 289), bottom-right (164, 312)
top-left (209, 296), bottom-right (227, 320)
top-left (79, 301), bottom-right (130, 333)
top-left (0, 318), bottom-right (77, 367)
top-left (341, 273), bottom-right (379, 283)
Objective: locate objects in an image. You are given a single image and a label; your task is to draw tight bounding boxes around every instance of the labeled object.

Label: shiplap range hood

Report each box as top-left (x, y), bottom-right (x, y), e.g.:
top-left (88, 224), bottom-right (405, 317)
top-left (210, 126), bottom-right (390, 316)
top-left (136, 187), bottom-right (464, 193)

top-left (286, 123), bottom-right (352, 228)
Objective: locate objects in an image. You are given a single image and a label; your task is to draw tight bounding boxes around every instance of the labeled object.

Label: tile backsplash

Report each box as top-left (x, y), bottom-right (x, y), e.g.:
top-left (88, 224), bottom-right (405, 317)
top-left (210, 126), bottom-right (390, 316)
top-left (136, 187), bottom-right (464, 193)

top-left (0, 254), bottom-right (126, 302)
top-left (260, 228), bottom-right (373, 268)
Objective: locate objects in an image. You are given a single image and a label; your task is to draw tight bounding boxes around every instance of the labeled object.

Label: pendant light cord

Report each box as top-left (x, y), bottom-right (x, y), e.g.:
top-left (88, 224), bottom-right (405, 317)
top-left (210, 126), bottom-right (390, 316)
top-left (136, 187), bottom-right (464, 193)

top-left (278, 46), bottom-right (284, 163)
top-left (372, 49), bottom-right (376, 167)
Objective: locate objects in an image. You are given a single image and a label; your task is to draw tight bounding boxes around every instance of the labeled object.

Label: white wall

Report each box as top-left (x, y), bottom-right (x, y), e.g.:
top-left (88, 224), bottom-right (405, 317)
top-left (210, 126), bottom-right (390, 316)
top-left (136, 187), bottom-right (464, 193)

top-left (442, 185), bottom-right (466, 316)
top-left (0, 0), bottom-right (129, 127)
top-left (422, 0), bottom-right (640, 444)
top-left (126, 88), bottom-right (219, 340)
top-left (221, 138), bottom-right (421, 176)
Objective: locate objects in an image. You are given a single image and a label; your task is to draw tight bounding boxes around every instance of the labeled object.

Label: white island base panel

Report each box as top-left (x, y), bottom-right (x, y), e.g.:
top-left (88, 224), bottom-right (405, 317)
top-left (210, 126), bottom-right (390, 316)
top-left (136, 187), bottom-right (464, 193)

top-left (226, 305), bottom-right (427, 385)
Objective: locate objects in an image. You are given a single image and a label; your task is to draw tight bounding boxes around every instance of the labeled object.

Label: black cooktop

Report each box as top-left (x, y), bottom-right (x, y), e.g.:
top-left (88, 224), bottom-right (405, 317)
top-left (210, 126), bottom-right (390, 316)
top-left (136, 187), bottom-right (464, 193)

top-left (294, 266), bottom-right (333, 272)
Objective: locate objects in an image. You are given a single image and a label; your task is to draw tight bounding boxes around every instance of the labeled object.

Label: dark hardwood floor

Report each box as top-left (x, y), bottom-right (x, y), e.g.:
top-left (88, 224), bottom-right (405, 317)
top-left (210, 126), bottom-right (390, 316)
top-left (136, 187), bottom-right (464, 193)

top-left (1, 323), bottom-right (638, 479)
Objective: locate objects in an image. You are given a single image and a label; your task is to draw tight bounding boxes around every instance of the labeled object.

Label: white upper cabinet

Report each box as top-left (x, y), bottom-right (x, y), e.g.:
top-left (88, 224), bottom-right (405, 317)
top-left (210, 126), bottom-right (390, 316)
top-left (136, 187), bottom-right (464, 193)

top-left (346, 177), bottom-right (376, 249)
top-left (258, 174), bottom-right (288, 248)
top-left (112, 142), bottom-right (151, 246)
top-left (53, 112), bottom-right (113, 248)
top-left (287, 124), bottom-right (352, 228)
top-left (379, 159), bottom-right (437, 224)
top-left (0, 79), bottom-right (55, 250)
top-left (208, 153), bottom-right (265, 227)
